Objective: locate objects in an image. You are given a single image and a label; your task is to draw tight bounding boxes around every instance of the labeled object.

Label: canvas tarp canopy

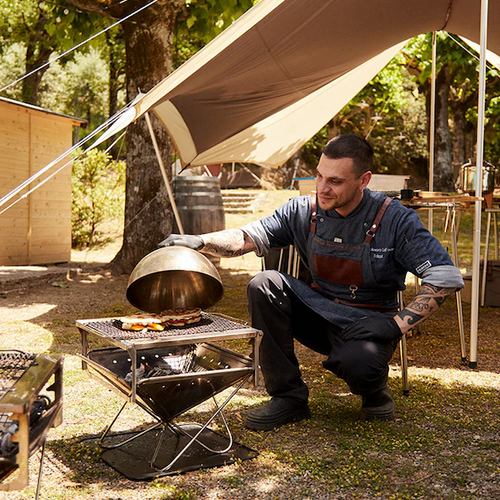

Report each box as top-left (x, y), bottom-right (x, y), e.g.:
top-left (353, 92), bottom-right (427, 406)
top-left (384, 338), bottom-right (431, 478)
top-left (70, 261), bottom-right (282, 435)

top-left (93, 0), bottom-right (500, 168)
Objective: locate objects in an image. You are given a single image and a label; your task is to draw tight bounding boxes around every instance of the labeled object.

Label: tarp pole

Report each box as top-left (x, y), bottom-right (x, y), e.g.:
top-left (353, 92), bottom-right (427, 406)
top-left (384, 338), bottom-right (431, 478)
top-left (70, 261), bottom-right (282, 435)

top-left (470, 0), bottom-right (489, 368)
top-left (428, 31), bottom-right (437, 234)
top-left (145, 112), bottom-right (184, 234)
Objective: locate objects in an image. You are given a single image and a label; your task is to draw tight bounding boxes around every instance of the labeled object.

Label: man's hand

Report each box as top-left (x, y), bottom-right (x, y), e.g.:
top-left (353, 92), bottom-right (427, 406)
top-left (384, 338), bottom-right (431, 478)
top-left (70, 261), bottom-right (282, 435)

top-left (341, 316), bottom-right (402, 343)
top-left (158, 234), bottom-right (204, 251)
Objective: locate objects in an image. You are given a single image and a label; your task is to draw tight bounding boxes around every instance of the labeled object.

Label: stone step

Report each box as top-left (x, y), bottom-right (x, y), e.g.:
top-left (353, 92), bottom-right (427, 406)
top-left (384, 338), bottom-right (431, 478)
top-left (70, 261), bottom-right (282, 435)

top-left (223, 198), bottom-right (254, 205)
top-left (222, 195), bottom-right (258, 203)
top-left (222, 192), bottom-right (257, 198)
top-left (224, 208), bottom-right (254, 214)
top-left (221, 190), bottom-right (260, 197)
top-left (221, 189), bottom-right (263, 214)
top-left (222, 195), bottom-right (256, 200)
top-left (223, 201), bottom-right (254, 208)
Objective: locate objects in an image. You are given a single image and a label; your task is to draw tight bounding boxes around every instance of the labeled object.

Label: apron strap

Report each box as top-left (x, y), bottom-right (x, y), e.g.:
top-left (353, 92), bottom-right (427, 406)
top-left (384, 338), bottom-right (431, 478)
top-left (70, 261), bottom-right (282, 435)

top-left (310, 191), bottom-right (318, 233)
top-left (332, 296), bottom-right (399, 313)
top-left (311, 281), bottom-right (398, 312)
top-left (364, 196), bottom-right (392, 243)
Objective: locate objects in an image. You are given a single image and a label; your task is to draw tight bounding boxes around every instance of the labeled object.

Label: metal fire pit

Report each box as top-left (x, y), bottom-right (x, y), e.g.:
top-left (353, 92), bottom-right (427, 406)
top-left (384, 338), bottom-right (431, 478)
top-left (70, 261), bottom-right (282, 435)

top-left (0, 350), bottom-right (63, 493)
top-left (76, 312), bottom-right (262, 479)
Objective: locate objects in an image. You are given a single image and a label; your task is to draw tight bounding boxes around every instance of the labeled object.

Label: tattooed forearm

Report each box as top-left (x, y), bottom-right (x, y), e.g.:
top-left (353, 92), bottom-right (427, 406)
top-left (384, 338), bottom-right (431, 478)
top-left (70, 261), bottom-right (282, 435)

top-left (201, 229), bottom-right (257, 257)
top-left (393, 283), bottom-right (457, 334)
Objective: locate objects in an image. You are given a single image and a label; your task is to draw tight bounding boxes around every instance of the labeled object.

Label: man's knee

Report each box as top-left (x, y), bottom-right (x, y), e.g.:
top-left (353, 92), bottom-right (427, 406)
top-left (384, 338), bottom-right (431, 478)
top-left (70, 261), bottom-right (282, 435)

top-left (247, 270), bottom-right (283, 301)
top-left (323, 341), bottom-right (391, 395)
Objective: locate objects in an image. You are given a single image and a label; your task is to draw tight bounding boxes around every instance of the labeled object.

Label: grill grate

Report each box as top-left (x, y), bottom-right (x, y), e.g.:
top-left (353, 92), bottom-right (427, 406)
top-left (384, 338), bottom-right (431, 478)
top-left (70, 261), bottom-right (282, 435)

top-left (0, 350), bottom-right (37, 401)
top-left (84, 312), bottom-right (249, 341)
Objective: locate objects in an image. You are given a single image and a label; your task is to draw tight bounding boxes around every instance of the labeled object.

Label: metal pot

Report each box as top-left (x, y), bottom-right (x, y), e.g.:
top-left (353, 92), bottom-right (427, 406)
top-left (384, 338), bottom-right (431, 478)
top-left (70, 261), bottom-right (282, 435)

top-left (126, 247), bottom-right (223, 313)
top-left (458, 161), bottom-right (496, 194)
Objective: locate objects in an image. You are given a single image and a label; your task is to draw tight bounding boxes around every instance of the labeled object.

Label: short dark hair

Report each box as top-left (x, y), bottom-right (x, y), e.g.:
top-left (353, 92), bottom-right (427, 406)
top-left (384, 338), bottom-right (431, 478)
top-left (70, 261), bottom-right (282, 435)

top-left (322, 134), bottom-right (373, 177)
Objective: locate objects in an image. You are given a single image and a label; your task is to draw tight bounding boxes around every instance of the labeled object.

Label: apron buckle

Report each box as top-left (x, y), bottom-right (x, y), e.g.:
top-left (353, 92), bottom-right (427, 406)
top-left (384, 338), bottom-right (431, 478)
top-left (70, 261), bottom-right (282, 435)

top-left (349, 285), bottom-right (358, 299)
top-left (365, 223), bottom-right (377, 236)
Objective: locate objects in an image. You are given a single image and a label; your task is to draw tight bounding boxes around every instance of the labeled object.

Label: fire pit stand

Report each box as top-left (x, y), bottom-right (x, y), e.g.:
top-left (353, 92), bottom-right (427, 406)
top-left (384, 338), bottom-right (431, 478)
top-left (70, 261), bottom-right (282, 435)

top-left (76, 312), bottom-right (263, 479)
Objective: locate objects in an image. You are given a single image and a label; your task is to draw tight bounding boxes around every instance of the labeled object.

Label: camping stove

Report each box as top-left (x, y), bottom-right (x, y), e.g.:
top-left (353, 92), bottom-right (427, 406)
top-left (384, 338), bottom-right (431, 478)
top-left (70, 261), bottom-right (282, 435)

top-left (76, 312), bottom-right (262, 479)
top-left (0, 350), bottom-right (63, 492)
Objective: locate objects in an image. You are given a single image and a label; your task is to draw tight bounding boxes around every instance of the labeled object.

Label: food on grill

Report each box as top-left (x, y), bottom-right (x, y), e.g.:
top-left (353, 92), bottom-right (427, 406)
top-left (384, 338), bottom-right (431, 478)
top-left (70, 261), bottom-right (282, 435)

top-left (119, 308), bottom-right (202, 330)
top-left (160, 308), bottom-right (202, 327)
top-left (120, 313), bottom-right (165, 331)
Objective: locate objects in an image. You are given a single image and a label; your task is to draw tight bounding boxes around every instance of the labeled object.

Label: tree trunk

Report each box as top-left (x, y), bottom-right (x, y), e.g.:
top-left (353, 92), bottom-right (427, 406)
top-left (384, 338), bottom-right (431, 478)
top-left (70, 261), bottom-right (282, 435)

top-left (66, 0), bottom-right (184, 273)
top-left (61, 1), bottom-right (181, 272)
top-left (106, 29), bottom-right (124, 119)
top-left (432, 63), bottom-right (454, 192)
top-left (111, 6), bottom-right (180, 273)
top-left (22, 12), bottom-right (52, 105)
top-left (105, 28), bottom-right (125, 158)
top-left (449, 76), bottom-right (480, 184)
top-left (452, 107), bottom-right (468, 166)
top-left (451, 102), bottom-right (475, 186)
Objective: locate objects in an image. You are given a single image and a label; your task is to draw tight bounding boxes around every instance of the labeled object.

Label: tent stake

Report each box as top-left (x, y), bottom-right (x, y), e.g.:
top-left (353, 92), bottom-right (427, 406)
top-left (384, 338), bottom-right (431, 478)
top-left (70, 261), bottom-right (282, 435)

top-left (145, 112), bottom-right (184, 234)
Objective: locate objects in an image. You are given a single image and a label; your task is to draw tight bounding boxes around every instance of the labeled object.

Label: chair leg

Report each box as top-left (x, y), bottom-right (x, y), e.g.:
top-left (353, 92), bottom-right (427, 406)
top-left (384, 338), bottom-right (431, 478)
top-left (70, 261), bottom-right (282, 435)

top-left (397, 290), bottom-right (410, 395)
top-left (481, 212), bottom-right (492, 306)
top-left (399, 334), bottom-right (410, 396)
top-left (456, 290), bottom-right (467, 362)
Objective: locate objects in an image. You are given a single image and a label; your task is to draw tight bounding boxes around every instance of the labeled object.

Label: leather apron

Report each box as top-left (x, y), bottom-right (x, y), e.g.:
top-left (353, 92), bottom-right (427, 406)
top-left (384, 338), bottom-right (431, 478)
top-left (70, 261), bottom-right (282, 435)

top-left (307, 192), bottom-right (396, 313)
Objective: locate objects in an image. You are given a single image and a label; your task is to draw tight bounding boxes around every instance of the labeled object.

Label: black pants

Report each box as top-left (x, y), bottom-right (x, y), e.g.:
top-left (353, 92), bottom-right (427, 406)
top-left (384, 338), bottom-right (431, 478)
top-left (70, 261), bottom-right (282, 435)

top-left (247, 270), bottom-right (397, 403)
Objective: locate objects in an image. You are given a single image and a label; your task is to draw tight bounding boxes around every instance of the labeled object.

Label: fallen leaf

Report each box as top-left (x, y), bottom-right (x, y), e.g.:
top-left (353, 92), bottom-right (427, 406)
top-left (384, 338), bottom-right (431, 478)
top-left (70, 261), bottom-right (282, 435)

top-left (51, 281), bottom-right (69, 288)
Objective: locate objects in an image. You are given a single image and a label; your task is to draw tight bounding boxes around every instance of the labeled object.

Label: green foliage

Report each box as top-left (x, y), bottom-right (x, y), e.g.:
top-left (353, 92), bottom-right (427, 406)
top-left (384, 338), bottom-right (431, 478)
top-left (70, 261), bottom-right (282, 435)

top-left (0, 0), bottom-right (112, 104)
top-left (0, 42), bottom-right (24, 100)
top-left (0, 0), bottom-right (106, 53)
top-left (301, 126), bottom-right (329, 169)
top-left (403, 32), bottom-right (500, 168)
top-left (368, 68), bottom-right (428, 177)
top-left (173, 0), bottom-right (254, 68)
top-left (183, 0), bottom-right (254, 42)
top-left (71, 148), bottom-right (125, 248)
top-left (404, 32), bottom-right (479, 85)
top-left (301, 51), bottom-right (428, 177)
top-left (40, 47), bottom-right (115, 133)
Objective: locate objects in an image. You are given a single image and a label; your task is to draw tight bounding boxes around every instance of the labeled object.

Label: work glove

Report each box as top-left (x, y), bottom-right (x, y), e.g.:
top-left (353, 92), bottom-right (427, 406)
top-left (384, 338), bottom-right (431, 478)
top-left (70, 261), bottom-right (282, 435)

top-left (158, 234), bottom-right (205, 251)
top-left (341, 315), bottom-right (402, 343)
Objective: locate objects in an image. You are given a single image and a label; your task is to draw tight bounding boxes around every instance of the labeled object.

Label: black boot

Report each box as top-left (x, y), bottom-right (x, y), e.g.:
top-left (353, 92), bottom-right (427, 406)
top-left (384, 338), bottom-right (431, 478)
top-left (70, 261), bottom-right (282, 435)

top-left (245, 397), bottom-right (310, 431)
top-left (361, 386), bottom-right (395, 421)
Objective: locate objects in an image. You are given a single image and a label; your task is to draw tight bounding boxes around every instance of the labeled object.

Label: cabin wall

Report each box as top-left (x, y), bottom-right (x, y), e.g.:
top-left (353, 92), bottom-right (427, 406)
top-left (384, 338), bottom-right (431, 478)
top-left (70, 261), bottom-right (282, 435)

top-left (0, 100), bottom-right (74, 265)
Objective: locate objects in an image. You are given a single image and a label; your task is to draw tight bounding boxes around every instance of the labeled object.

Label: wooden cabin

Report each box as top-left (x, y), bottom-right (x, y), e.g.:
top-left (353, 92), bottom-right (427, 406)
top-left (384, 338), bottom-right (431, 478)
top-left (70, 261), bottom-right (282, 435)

top-left (0, 97), bottom-right (86, 266)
